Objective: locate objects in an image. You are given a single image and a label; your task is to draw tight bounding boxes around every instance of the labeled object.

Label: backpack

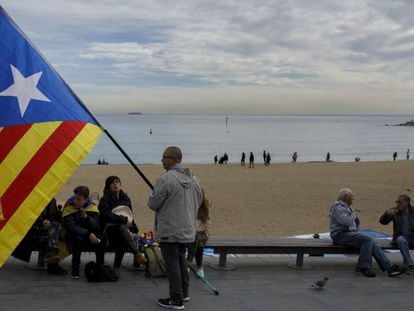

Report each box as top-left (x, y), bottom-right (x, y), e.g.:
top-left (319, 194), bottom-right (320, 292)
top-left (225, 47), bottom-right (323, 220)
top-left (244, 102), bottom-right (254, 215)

top-left (144, 245), bottom-right (166, 278)
top-left (84, 261), bottom-right (118, 282)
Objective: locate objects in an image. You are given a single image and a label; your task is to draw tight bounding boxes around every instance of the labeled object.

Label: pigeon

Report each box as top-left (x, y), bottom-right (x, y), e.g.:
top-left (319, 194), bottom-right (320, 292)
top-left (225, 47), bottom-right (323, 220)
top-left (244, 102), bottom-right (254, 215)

top-left (311, 277), bottom-right (329, 289)
top-left (313, 233), bottom-right (320, 239)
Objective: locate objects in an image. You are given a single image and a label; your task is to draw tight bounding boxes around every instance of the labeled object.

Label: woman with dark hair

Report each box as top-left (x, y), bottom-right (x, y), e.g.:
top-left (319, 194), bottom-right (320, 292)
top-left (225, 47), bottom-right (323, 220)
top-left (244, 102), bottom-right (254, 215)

top-left (98, 175), bottom-right (147, 278)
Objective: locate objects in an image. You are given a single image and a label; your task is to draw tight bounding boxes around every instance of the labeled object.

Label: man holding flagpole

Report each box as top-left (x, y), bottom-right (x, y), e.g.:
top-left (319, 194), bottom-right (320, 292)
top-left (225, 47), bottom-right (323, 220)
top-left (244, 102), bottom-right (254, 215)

top-left (148, 146), bottom-right (203, 310)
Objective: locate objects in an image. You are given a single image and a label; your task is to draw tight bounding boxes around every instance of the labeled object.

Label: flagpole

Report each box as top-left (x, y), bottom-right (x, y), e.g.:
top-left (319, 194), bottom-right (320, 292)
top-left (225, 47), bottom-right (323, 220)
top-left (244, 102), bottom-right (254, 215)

top-left (59, 81), bottom-right (155, 191)
top-left (102, 128), bottom-right (154, 190)
top-left (62, 90), bottom-right (155, 191)
top-left (67, 86), bottom-right (155, 191)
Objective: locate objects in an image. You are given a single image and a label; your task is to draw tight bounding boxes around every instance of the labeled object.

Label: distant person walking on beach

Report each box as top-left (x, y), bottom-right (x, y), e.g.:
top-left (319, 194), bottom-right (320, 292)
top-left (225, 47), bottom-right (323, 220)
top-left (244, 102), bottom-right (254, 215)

top-left (266, 152), bottom-right (271, 166)
top-left (263, 150), bottom-right (266, 165)
top-left (329, 188), bottom-right (403, 278)
top-left (292, 152), bottom-right (298, 163)
top-left (249, 152), bottom-right (255, 168)
top-left (407, 149), bottom-right (410, 160)
top-left (223, 153), bottom-right (228, 164)
top-left (393, 151), bottom-right (398, 161)
top-left (148, 146), bottom-right (202, 309)
top-left (214, 155), bottom-right (218, 165)
top-left (326, 152), bottom-right (331, 162)
top-left (241, 152), bottom-right (246, 166)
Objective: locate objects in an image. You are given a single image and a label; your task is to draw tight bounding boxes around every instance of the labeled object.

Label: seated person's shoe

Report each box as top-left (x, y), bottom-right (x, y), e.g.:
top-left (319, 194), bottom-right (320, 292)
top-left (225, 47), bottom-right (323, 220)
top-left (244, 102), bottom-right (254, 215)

top-left (196, 267), bottom-right (205, 278)
top-left (47, 263), bottom-right (67, 275)
top-left (134, 253), bottom-right (148, 265)
top-left (44, 248), bottom-right (60, 265)
top-left (387, 264), bottom-right (404, 277)
top-left (406, 265), bottom-right (414, 275)
top-left (71, 267), bottom-right (80, 279)
top-left (355, 266), bottom-right (376, 277)
top-left (157, 298), bottom-right (184, 310)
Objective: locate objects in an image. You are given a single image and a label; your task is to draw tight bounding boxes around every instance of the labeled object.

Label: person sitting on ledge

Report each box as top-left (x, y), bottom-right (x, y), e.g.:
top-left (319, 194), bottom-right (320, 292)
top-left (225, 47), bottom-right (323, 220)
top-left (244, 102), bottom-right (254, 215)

top-left (63, 186), bottom-right (103, 279)
top-left (380, 194), bottom-right (414, 274)
top-left (329, 188), bottom-right (403, 278)
top-left (12, 198), bottom-right (67, 275)
top-left (98, 176), bottom-right (147, 278)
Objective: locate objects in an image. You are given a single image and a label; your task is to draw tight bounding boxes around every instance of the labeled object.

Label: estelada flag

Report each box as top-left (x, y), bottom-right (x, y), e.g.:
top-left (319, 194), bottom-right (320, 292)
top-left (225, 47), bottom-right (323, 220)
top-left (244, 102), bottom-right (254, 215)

top-left (0, 7), bottom-right (102, 267)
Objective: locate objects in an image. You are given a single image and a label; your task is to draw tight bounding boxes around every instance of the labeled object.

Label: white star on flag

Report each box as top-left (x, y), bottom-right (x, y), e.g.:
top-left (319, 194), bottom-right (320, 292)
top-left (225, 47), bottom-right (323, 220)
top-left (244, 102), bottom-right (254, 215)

top-left (0, 64), bottom-right (51, 117)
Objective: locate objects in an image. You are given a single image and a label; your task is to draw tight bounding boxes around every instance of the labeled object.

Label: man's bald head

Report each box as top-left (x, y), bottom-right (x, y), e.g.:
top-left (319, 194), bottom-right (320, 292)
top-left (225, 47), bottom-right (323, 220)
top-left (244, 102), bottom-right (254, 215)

top-left (162, 146), bottom-right (182, 170)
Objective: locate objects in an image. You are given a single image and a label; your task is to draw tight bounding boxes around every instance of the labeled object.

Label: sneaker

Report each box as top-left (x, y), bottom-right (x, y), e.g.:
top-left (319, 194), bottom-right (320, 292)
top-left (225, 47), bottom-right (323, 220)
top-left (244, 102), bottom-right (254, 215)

top-left (182, 296), bottom-right (190, 303)
top-left (71, 267), bottom-right (80, 279)
top-left (196, 267), bottom-right (205, 278)
top-left (387, 264), bottom-right (404, 277)
top-left (47, 264), bottom-right (67, 275)
top-left (355, 266), bottom-right (376, 277)
top-left (157, 298), bottom-right (184, 310)
top-left (406, 265), bottom-right (414, 275)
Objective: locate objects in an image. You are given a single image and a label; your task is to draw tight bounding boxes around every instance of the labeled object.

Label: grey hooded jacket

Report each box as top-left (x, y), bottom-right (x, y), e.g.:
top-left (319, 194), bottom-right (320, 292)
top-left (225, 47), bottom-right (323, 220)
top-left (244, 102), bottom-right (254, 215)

top-left (148, 164), bottom-right (203, 243)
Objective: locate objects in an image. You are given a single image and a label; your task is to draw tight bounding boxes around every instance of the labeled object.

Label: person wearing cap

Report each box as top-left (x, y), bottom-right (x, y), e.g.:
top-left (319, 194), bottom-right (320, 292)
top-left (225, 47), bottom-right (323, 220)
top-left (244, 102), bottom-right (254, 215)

top-left (329, 188), bottom-right (403, 278)
top-left (380, 194), bottom-right (414, 274)
top-left (98, 175), bottom-right (147, 278)
top-left (62, 186), bottom-right (102, 279)
top-left (148, 146), bottom-right (203, 310)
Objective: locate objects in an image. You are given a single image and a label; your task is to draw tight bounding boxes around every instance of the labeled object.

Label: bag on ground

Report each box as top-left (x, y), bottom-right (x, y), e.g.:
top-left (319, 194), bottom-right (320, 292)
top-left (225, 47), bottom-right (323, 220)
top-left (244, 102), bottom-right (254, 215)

top-left (144, 245), bottom-right (166, 278)
top-left (84, 261), bottom-right (118, 282)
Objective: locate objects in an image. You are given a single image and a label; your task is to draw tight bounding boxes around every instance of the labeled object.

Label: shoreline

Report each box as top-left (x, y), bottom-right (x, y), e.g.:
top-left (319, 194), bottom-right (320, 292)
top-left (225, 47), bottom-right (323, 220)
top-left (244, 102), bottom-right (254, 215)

top-left (56, 161), bottom-right (414, 237)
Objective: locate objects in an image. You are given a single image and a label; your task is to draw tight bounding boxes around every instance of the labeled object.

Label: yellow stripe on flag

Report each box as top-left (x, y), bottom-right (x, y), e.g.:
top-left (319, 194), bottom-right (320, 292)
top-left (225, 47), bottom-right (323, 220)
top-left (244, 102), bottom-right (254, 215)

top-left (0, 123), bottom-right (102, 266)
top-left (0, 122), bottom-right (61, 198)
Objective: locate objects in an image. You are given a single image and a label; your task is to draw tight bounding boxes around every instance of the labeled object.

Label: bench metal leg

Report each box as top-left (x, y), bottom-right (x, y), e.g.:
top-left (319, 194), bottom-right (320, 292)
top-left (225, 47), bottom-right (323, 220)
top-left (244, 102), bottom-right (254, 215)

top-left (286, 252), bottom-right (312, 270)
top-left (219, 253), bottom-right (227, 268)
top-left (296, 252), bottom-right (304, 267)
top-left (209, 252), bottom-right (236, 271)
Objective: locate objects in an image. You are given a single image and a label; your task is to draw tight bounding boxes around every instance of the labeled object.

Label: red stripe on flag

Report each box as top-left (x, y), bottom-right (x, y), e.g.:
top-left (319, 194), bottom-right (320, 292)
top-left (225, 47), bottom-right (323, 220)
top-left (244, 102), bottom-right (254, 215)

top-left (0, 121), bottom-right (86, 230)
top-left (0, 124), bottom-right (32, 164)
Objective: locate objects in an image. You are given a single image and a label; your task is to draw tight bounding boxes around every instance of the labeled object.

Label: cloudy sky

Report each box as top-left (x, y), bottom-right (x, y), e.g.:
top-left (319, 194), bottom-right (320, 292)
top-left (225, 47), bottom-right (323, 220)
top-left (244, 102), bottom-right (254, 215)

top-left (3, 0), bottom-right (414, 115)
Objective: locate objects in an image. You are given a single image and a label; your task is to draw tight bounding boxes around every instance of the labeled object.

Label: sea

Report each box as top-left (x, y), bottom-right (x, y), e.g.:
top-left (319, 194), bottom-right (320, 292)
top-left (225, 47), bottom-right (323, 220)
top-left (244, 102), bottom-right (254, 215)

top-left (85, 114), bottom-right (414, 165)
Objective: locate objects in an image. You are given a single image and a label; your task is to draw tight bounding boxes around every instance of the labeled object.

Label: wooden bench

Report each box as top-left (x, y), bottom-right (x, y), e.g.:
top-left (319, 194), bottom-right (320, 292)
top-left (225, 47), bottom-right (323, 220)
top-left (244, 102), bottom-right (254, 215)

top-left (206, 236), bottom-right (398, 269)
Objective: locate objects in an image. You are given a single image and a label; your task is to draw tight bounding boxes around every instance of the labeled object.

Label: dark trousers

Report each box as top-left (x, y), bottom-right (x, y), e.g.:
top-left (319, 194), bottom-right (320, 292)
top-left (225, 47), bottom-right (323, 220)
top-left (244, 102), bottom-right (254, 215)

top-left (160, 242), bottom-right (189, 303)
top-left (69, 234), bottom-right (103, 269)
top-left (102, 224), bottom-right (139, 267)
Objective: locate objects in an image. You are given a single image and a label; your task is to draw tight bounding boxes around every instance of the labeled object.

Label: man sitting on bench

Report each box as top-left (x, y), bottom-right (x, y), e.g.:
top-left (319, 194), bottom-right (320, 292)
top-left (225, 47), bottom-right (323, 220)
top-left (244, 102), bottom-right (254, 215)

top-left (329, 188), bottom-right (403, 278)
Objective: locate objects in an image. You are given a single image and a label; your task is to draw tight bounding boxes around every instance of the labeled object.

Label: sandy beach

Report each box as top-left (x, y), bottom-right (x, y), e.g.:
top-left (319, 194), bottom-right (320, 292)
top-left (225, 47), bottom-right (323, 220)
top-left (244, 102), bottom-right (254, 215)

top-left (56, 161), bottom-right (414, 237)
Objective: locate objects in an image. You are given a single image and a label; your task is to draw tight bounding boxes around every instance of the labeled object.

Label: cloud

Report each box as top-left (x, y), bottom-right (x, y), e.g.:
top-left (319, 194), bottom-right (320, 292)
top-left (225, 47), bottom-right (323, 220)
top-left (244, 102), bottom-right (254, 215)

top-left (3, 0), bottom-right (414, 114)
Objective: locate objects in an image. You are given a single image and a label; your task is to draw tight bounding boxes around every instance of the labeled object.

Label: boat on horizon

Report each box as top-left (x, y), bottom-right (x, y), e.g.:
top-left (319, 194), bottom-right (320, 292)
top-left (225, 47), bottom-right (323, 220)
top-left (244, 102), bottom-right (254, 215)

top-left (128, 112), bottom-right (143, 115)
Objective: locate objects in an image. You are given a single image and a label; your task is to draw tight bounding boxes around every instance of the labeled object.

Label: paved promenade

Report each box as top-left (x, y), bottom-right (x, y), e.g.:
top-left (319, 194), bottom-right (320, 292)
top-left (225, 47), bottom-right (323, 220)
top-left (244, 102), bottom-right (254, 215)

top-left (0, 252), bottom-right (412, 311)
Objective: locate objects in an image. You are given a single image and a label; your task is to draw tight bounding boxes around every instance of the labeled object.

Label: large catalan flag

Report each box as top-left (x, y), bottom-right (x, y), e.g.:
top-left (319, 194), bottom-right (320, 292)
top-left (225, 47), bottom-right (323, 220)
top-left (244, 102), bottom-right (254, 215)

top-left (0, 7), bottom-right (102, 267)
